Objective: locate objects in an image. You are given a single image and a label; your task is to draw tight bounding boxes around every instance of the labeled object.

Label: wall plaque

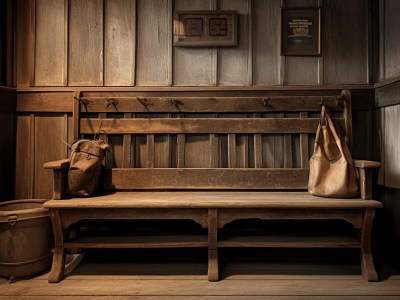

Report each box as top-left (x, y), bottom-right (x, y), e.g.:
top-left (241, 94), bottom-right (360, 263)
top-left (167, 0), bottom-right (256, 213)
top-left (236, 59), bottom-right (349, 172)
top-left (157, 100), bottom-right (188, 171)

top-left (174, 10), bottom-right (237, 47)
top-left (281, 7), bottom-right (321, 56)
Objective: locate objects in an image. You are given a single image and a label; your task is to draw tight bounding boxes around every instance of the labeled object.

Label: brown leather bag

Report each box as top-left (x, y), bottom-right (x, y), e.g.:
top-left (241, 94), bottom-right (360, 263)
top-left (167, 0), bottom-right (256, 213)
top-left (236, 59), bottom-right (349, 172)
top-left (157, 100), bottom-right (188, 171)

top-left (308, 106), bottom-right (359, 198)
top-left (67, 139), bottom-right (111, 197)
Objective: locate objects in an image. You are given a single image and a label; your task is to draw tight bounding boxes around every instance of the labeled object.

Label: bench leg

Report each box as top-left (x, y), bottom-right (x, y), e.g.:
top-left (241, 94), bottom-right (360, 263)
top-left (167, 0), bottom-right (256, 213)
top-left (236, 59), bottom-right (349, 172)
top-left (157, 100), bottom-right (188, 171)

top-left (208, 249), bottom-right (219, 281)
top-left (49, 210), bottom-right (66, 283)
top-left (360, 208), bottom-right (379, 282)
top-left (208, 208), bottom-right (219, 281)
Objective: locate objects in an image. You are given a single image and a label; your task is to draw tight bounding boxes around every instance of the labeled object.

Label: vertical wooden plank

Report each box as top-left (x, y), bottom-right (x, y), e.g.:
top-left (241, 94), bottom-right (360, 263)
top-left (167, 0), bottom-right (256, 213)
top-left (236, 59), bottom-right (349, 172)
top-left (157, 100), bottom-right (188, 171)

top-left (300, 112), bottom-right (309, 168)
top-left (252, 0), bottom-right (281, 85)
top-left (385, 0), bottom-right (400, 78)
top-left (285, 57), bottom-right (319, 85)
top-left (6, 0), bottom-right (15, 87)
top-left (185, 134), bottom-right (212, 168)
top-left (34, 0), bottom-right (67, 86)
top-left (173, 0), bottom-right (214, 86)
top-left (378, 0), bottom-right (385, 81)
top-left (237, 135), bottom-right (250, 168)
top-left (210, 134), bottom-right (219, 168)
top-left (146, 134), bottom-right (155, 168)
top-left (68, 0), bottom-right (103, 86)
top-left (122, 113), bottom-right (133, 168)
top-left (136, 0), bottom-right (171, 86)
top-left (218, 0), bottom-right (252, 85)
top-left (16, 0), bottom-right (35, 87)
top-left (15, 115), bottom-right (33, 198)
top-left (283, 134), bottom-right (293, 168)
top-left (62, 114), bottom-right (68, 158)
top-left (324, 0), bottom-right (368, 84)
top-left (72, 91), bottom-right (81, 140)
top-left (154, 135), bottom-right (171, 168)
top-left (228, 134), bottom-right (237, 168)
top-left (176, 134), bottom-right (185, 168)
top-left (104, 0), bottom-right (136, 86)
top-left (384, 105), bottom-right (400, 189)
top-left (274, 113), bottom-right (284, 168)
top-left (35, 114), bottom-right (65, 199)
top-left (254, 112), bottom-right (263, 168)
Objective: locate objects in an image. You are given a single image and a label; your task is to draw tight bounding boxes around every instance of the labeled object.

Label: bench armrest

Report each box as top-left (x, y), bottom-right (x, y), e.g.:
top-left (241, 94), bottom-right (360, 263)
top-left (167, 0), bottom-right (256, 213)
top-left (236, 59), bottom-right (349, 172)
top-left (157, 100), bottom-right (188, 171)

top-left (44, 159), bottom-right (70, 170)
top-left (44, 159), bottom-right (70, 200)
top-left (354, 160), bottom-right (381, 200)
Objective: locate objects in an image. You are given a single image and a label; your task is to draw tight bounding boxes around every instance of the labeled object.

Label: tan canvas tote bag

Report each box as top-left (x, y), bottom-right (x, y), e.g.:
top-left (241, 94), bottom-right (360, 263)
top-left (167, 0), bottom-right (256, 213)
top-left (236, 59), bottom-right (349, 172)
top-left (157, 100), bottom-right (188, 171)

top-left (308, 106), bottom-right (359, 198)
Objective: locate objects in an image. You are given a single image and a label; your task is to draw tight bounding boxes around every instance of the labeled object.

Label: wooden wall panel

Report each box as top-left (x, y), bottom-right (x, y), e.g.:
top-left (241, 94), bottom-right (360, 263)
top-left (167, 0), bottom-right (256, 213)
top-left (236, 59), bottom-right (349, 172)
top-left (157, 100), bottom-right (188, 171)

top-left (285, 57), bottom-right (319, 85)
top-left (34, 114), bottom-right (67, 199)
top-left (173, 0), bottom-right (215, 86)
top-left (15, 114), bottom-right (34, 199)
top-left (218, 0), bottom-right (252, 86)
top-left (136, 0), bottom-right (171, 86)
top-left (384, 105), bottom-right (400, 189)
top-left (104, 0), bottom-right (136, 86)
top-left (252, 0), bottom-right (280, 85)
top-left (16, 0), bottom-right (35, 87)
top-left (384, 0), bottom-right (400, 79)
top-left (34, 0), bottom-right (67, 86)
top-left (323, 0), bottom-right (367, 84)
top-left (68, 0), bottom-right (103, 86)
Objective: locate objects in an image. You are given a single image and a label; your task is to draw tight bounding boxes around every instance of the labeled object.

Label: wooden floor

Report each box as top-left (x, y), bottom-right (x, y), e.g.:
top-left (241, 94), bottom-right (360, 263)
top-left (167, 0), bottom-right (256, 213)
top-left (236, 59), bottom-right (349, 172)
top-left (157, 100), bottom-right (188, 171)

top-left (1, 249), bottom-right (400, 299)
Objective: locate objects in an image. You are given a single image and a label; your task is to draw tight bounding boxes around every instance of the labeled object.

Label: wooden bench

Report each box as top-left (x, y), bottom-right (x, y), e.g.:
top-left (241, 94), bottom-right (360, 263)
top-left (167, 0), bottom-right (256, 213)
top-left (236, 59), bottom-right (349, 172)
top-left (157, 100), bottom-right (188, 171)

top-left (44, 89), bottom-right (382, 283)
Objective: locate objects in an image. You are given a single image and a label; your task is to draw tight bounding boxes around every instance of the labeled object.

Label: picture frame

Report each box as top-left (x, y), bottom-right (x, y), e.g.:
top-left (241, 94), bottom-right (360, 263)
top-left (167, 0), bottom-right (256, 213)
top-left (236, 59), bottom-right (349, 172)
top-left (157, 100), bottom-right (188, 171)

top-left (281, 7), bottom-right (321, 56)
top-left (173, 10), bottom-right (238, 47)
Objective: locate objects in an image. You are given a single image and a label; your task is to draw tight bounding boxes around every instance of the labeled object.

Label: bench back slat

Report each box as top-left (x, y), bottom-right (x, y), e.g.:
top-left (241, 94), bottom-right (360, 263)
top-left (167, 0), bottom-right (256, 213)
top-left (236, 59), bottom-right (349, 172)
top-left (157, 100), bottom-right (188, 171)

top-left (101, 168), bottom-right (309, 190)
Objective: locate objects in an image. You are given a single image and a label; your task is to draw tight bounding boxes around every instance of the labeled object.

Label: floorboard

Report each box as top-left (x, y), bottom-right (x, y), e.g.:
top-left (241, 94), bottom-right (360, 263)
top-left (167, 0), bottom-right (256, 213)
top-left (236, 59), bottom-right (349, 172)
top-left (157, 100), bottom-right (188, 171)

top-left (1, 251), bottom-right (400, 298)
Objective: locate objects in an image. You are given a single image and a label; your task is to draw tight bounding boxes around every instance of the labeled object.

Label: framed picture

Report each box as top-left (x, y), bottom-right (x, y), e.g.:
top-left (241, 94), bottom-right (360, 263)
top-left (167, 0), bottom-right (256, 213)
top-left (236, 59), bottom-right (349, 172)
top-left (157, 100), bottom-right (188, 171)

top-left (173, 10), bottom-right (237, 47)
top-left (281, 7), bottom-right (321, 56)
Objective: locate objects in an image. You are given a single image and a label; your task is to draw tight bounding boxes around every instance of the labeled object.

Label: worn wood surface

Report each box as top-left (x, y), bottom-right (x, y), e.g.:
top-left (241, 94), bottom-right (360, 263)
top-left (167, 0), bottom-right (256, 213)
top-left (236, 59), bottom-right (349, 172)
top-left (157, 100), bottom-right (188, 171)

top-left (15, 114), bottom-right (34, 199)
top-left (136, 0), bottom-right (171, 86)
top-left (384, 105), bottom-right (400, 189)
top-left (104, 0), bottom-right (136, 86)
top-left (2, 266), bottom-right (400, 298)
top-left (34, 0), bottom-right (67, 86)
top-left (100, 168), bottom-right (309, 190)
top-left (384, 0), bottom-right (400, 79)
top-left (323, 0), bottom-right (367, 84)
top-left (16, 0), bottom-right (34, 87)
top-left (80, 118), bottom-right (339, 134)
top-left (14, 0), bottom-right (373, 87)
top-left (252, 0), bottom-right (280, 85)
top-left (218, 0), bottom-right (252, 86)
top-left (44, 192), bottom-right (382, 209)
top-left (68, 0), bottom-right (103, 86)
top-left (17, 92), bottom-right (72, 112)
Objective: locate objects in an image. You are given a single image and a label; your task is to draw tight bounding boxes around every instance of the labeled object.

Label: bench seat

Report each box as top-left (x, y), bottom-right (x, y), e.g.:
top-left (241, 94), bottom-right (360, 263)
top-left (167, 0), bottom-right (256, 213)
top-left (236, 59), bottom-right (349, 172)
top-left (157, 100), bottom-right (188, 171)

top-left (44, 191), bottom-right (382, 283)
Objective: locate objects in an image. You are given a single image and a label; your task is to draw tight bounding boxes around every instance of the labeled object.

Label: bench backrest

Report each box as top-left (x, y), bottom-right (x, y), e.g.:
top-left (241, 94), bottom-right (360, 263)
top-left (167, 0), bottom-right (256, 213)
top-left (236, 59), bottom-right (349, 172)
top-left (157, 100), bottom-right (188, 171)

top-left (73, 90), bottom-right (352, 191)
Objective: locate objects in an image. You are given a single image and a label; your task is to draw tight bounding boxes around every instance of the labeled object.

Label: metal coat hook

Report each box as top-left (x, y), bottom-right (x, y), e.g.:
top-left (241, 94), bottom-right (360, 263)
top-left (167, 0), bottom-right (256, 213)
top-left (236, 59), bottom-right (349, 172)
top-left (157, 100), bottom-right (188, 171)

top-left (260, 97), bottom-right (271, 108)
top-left (138, 98), bottom-right (152, 111)
top-left (169, 99), bottom-right (183, 111)
top-left (106, 98), bottom-right (119, 110)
